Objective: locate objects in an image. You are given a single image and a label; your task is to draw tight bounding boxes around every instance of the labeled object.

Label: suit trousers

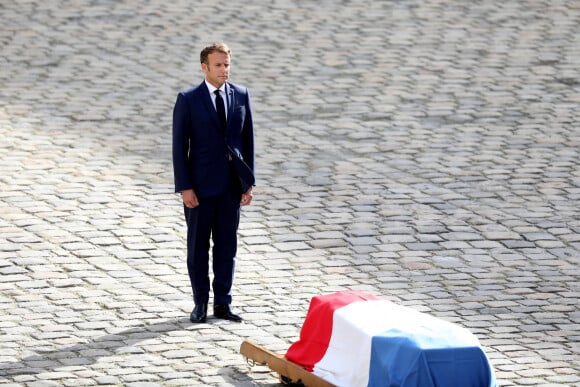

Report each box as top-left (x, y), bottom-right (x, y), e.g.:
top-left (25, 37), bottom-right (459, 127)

top-left (183, 176), bottom-right (241, 306)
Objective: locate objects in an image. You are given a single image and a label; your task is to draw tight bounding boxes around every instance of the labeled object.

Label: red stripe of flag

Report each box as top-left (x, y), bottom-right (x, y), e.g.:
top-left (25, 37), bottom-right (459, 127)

top-left (286, 291), bottom-right (381, 371)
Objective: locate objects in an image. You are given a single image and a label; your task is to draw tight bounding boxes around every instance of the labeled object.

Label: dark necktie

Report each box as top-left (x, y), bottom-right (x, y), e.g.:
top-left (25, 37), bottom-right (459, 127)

top-left (214, 89), bottom-right (226, 129)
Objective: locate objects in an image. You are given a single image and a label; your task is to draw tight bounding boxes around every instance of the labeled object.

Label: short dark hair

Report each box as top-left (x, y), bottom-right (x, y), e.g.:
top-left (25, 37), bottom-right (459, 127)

top-left (200, 42), bottom-right (231, 64)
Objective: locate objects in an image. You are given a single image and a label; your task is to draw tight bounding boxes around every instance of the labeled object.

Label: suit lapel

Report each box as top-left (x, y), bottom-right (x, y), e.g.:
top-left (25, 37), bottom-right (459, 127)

top-left (224, 83), bottom-right (235, 134)
top-left (226, 83), bottom-right (235, 122)
top-left (200, 81), bottom-right (222, 130)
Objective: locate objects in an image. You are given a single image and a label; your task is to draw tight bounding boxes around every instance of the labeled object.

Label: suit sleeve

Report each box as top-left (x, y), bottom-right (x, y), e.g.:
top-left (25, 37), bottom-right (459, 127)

top-left (242, 89), bottom-right (255, 182)
top-left (172, 92), bottom-right (193, 193)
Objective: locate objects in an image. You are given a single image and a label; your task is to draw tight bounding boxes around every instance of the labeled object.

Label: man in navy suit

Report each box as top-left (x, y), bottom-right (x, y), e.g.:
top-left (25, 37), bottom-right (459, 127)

top-left (172, 42), bottom-right (254, 323)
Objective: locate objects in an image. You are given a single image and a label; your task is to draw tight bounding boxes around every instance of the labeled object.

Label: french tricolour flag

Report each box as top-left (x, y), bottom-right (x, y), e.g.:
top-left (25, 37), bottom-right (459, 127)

top-left (286, 291), bottom-right (497, 387)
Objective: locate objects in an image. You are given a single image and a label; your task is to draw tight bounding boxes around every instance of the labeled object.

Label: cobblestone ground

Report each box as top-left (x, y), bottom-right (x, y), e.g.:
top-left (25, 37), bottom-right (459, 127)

top-left (1, 0), bottom-right (579, 386)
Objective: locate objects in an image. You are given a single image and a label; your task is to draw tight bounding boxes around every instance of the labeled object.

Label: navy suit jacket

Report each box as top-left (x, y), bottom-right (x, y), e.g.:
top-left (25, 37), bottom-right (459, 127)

top-left (172, 81), bottom-right (254, 198)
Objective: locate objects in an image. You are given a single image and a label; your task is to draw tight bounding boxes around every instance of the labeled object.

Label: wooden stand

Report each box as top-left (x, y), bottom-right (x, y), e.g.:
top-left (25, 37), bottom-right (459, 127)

top-left (240, 340), bottom-right (335, 387)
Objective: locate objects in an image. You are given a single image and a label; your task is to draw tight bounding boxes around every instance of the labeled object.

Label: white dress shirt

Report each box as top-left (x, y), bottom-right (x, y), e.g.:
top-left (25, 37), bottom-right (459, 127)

top-left (205, 80), bottom-right (228, 119)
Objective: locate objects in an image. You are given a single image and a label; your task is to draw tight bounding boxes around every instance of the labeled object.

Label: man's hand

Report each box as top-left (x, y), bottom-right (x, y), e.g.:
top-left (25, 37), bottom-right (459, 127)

top-left (241, 187), bottom-right (253, 206)
top-left (182, 189), bottom-right (199, 208)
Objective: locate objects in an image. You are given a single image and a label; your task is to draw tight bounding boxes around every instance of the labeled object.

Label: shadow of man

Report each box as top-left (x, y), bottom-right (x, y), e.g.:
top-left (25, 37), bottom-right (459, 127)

top-left (0, 318), bottom-right (193, 378)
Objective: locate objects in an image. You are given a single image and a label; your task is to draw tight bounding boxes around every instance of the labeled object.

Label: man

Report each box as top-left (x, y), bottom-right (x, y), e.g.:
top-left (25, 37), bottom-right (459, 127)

top-left (172, 42), bottom-right (254, 323)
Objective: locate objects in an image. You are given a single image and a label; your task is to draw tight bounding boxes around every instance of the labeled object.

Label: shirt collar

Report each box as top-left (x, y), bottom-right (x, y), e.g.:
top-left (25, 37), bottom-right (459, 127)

top-left (205, 80), bottom-right (225, 94)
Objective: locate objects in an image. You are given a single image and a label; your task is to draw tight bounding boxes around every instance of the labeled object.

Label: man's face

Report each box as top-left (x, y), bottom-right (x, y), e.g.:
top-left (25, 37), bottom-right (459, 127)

top-left (202, 51), bottom-right (230, 88)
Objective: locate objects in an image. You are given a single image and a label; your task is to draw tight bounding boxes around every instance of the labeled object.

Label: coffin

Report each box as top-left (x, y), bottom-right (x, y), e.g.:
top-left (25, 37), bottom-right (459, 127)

top-left (285, 291), bottom-right (497, 387)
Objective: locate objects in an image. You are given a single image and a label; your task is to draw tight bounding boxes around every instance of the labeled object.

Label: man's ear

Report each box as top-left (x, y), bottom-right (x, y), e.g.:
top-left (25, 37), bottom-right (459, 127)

top-left (201, 62), bottom-right (208, 72)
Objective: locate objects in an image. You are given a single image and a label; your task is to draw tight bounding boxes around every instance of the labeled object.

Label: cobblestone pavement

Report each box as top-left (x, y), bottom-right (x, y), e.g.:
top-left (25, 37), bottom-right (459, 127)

top-left (1, 0), bottom-right (579, 386)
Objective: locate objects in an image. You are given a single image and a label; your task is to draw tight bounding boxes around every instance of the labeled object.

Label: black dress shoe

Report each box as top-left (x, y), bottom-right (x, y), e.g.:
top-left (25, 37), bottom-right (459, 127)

top-left (214, 304), bottom-right (242, 322)
top-left (190, 304), bottom-right (207, 323)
